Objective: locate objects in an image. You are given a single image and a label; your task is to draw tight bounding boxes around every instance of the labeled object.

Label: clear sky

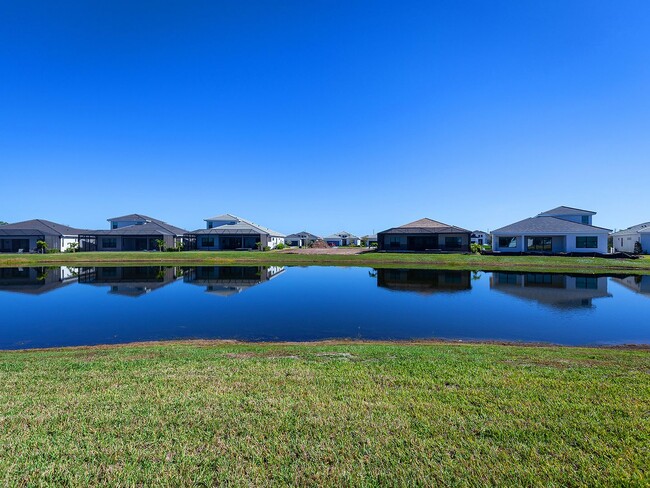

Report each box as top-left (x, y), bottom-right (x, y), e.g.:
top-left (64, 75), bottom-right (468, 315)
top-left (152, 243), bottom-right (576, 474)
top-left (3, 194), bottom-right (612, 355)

top-left (1, 1), bottom-right (649, 235)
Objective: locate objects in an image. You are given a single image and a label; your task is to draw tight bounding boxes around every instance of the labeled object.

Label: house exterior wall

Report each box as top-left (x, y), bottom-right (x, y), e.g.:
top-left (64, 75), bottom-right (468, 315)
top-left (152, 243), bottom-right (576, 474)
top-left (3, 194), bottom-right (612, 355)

top-left (493, 232), bottom-right (608, 253)
top-left (641, 234), bottom-right (650, 253)
top-left (109, 220), bottom-right (146, 229)
top-left (195, 234), bottom-right (281, 250)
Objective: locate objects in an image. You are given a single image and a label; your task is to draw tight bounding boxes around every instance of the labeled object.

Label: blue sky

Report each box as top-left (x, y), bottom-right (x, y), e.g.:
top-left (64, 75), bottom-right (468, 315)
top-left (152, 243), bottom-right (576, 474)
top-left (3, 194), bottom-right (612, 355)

top-left (1, 1), bottom-right (649, 235)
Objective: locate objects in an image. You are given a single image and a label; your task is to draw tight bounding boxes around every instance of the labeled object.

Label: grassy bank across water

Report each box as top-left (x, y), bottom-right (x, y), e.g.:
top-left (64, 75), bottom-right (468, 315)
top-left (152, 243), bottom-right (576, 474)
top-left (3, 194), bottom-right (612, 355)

top-left (1, 250), bottom-right (650, 274)
top-left (0, 341), bottom-right (647, 485)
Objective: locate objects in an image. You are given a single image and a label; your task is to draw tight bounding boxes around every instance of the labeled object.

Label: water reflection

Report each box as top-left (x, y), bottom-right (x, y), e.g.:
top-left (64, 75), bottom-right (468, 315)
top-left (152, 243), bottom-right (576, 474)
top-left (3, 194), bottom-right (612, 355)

top-left (0, 265), bottom-right (648, 348)
top-left (376, 269), bottom-right (472, 294)
top-left (490, 272), bottom-right (611, 309)
top-left (184, 266), bottom-right (285, 296)
top-left (610, 275), bottom-right (650, 297)
top-left (0, 266), bottom-right (76, 295)
top-left (77, 266), bottom-right (182, 297)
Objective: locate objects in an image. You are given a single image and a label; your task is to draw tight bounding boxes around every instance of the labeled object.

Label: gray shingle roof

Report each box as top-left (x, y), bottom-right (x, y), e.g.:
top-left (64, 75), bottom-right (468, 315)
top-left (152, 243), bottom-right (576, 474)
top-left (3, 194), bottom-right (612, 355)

top-left (204, 213), bottom-right (240, 222)
top-left (286, 231), bottom-right (320, 240)
top-left (107, 214), bottom-right (156, 222)
top-left (538, 206), bottom-right (596, 217)
top-left (198, 214), bottom-right (284, 237)
top-left (84, 220), bottom-right (187, 237)
top-left (492, 216), bottom-right (611, 234)
top-left (611, 222), bottom-right (650, 236)
top-left (378, 218), bottom-right (470, 236)
top-left (0, 219), bottom-right (84, 236)
top-left (325, 231), bottom-right (360, 240)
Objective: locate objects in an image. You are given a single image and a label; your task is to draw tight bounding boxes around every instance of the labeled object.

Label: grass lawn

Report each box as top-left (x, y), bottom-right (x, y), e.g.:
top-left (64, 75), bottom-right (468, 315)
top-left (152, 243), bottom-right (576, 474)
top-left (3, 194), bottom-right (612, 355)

top-left (1, 250), bottom-right (650, 274)
top-left (0, 341), bottom-right (648, 485)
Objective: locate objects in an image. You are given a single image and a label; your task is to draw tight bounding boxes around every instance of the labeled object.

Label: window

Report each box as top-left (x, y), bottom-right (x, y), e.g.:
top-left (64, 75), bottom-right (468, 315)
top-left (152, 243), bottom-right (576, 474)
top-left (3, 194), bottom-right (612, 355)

top-left (111, 222), bottom-right (118, 229)
top-left (102, 238), bottom-right (117, 249)
top-left (445, 237), bottom-right (462, 249)
top-left (201, 237), bottom-right (215, 247)
top-left (575, 276), bottom-right (597, 290)
top-left (576, 236), bottom-right (598, 249)
top-left (389, 237), bottom-right (402, 249)
top-left (581, 216), bottom-right (589, 225)
top-left (207, 222), bottom-right (213, 229)
top-left (498, 237), bottom-right (517, 249)
top-left (527, 237), bottom-right (552, 251)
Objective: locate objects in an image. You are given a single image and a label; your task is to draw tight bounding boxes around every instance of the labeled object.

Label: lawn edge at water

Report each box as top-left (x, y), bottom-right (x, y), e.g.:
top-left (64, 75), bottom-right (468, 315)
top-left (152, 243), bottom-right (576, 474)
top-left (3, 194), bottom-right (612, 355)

top-left (2, 251), bottom-right (650, 274)
top-left (3, 338), bottom-right (649, 353)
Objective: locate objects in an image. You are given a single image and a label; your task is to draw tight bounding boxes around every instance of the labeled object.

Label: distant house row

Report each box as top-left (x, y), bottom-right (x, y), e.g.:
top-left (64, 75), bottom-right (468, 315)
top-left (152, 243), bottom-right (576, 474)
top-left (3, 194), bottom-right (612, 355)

top-left (1, 206), bottom-right (647, 255)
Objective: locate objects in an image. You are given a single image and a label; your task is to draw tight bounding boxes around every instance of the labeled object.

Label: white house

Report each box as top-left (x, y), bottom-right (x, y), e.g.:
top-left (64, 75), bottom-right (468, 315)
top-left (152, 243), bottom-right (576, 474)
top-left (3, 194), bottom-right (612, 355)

top-left (491, 206), bottom-right (611, 254)
top-left (470, 230), bottom-right (490, 247)
top-left (611, 222), bottom-right (650, 254)
top-left (189, 214), bottom-right (285, 250)
top-left (325, 231), bottom-right (361, 247)
top-left (285, 231), bottom-right (320, 248)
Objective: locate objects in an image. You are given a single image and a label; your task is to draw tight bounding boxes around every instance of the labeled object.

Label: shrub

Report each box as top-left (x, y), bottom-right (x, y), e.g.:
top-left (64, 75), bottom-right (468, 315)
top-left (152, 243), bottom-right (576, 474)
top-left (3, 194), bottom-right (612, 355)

top-left (470, 243), bottom-right (482, 254)
top-left (634, 241), bottom-right (643, 255)
top-left (64, 242), bottom-right (79, 253)
top-left (276, 243), bottom-right (286, 250)
top-left (263, 246), bottom-right (271, 252)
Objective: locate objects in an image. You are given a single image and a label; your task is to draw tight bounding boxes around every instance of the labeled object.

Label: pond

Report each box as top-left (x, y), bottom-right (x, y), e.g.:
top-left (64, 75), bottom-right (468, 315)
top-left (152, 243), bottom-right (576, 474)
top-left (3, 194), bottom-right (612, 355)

top-left (0, 266), bottom-right (649, 349)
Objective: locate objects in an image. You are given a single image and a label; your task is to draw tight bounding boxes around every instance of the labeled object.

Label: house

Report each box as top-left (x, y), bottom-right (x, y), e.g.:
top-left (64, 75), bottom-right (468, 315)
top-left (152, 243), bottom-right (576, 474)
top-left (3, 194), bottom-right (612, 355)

top-left (611, 222), bottom-right (650, 254)
top-left (362, 234), bottom-right (378, 247)
top-left (491, 206), bottom-right (611, 254)
top-left (470, 230), bottom-right (491, 247)
top-left (183, 266), bottom-right (285, 296)
top-left (0, 219), bottom-right (85, 253)
top-left (285, 231), bottom-right (320, 248)
top-left (376, 269), bottom-right (471, 293)
top-left (325, 231), bottom-right (361, 247)
top-left (490, 272), bottom-right (611, 309)
top-left (187, 214), bottom-right (285, 250)
top-left (377, 218), bottom-right (471, 252)
top-left (80, 214), bottom-right (187, 251)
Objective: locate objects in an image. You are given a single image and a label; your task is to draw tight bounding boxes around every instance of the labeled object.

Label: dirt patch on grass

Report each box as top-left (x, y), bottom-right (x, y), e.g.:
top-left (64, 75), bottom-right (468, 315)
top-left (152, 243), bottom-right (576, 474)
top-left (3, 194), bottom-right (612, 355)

top-left (276, 247), bottom-right (371, 255)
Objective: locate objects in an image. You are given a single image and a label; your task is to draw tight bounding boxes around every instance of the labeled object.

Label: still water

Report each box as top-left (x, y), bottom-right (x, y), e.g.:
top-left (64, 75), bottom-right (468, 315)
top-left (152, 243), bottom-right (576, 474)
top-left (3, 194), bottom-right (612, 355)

top-left (1, 266), bottom-right (649, 349)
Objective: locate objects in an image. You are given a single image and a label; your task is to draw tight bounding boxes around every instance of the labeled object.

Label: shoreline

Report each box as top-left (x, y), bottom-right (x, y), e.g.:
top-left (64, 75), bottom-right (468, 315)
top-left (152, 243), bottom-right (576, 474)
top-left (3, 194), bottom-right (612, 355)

top-left (1, 250), bottom-right (650, 274)
top-left (4, 338), bottom-right (649, 353)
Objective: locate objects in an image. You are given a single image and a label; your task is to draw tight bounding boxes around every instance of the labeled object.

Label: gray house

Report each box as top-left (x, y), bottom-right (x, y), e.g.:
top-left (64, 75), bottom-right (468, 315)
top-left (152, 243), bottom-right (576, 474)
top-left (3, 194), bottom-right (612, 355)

top-left (187, 214), bottom-right (285, 250)
top-left (183, 266), bottom-right (285, 296)
top-left (325, 231), bottom-right (361, 247)
top-left (0, 219), bottom-right (85, 253)
top-left (492, 206), bottom-right (610, 254)
top-left (285, 231), bottom-right (320, 248)
top-left (80, 214), bottom-right (187, 251)
top-left (377, 218), bottom-right (471, 252)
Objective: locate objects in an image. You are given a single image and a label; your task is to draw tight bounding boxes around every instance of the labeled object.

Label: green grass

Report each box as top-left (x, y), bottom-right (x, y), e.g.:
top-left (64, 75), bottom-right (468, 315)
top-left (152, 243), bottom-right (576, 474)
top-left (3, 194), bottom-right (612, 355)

top-left (2, 250), bottom-right (650, 274)
top-left (0, 341), bottom-right (648, 486)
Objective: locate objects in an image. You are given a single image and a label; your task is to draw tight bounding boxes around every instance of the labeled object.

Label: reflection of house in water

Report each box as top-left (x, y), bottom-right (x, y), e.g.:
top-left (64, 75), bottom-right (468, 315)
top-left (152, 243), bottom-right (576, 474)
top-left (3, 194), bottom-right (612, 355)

top-left (610, 275), bottom-right (650, 296)
top-left (376, 269), bottom-right (471, 294)
top-left (0, 267), bottom-right (77, 295)
top-left (77, 267), bottom-right (180, 297)
top-left (490, 272), bottom-right (612, 309)
top-left (184, 266), bottom-right (285, 296)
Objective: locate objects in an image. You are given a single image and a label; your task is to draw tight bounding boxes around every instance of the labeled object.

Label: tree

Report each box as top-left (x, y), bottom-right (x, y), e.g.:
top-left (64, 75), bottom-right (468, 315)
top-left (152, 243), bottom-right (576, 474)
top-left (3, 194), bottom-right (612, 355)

top-left (155, 239), bottom-right (166, 252)
top-left (65, 242), bottom-right (79, 253)
top-left (634, 241), bottom-right (643, 255)
top-left (36, 240), bottom-right (48, 254)
top-left (0, 221), bottom-right (7, 226)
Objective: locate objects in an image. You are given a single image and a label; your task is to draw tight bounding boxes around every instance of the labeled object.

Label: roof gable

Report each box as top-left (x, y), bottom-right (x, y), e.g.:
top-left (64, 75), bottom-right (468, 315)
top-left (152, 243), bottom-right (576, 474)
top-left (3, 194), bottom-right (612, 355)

top-left (538, 206), bottom-right (596, 217)
top-left (0, 219), bottom-right (84, 236)
top-left (107, 214), bottom-right (155, 222)
top-left (398, 218), bottom-right (448, 228)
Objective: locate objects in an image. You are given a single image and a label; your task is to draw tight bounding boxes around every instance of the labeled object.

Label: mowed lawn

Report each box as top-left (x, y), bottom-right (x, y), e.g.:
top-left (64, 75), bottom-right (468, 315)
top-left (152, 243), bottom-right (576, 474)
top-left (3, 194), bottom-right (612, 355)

top-left (0, 342), bottom-right (648, 486)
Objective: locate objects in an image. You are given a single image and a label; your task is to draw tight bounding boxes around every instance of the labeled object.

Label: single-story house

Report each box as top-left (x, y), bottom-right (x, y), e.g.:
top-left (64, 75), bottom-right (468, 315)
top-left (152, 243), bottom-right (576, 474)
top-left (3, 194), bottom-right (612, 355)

top-left (490, 272), bottom-right (611, 309)
top-left (0, 219), bottom-right (85, 253)
top-left (187, 214), bottom-right (285, 250)
top-left (362, 234), bottom-right (378, 247)
top-left (377, 218), bottom-right (471, 252)
top-left (285, 231), bottom-right (320, 248)
top-left (80, 214), bottom-right (187, 251)
top-left (470, 230), bottom-right (491, 246)
top-left (325, 231), bottom-right (361, 247)
top-left (183, 265), bottom-right (285, 296)
top-left (611, 222), bottom-right (650, 253)
top-left (491, 206), bottom-right (611, 254)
